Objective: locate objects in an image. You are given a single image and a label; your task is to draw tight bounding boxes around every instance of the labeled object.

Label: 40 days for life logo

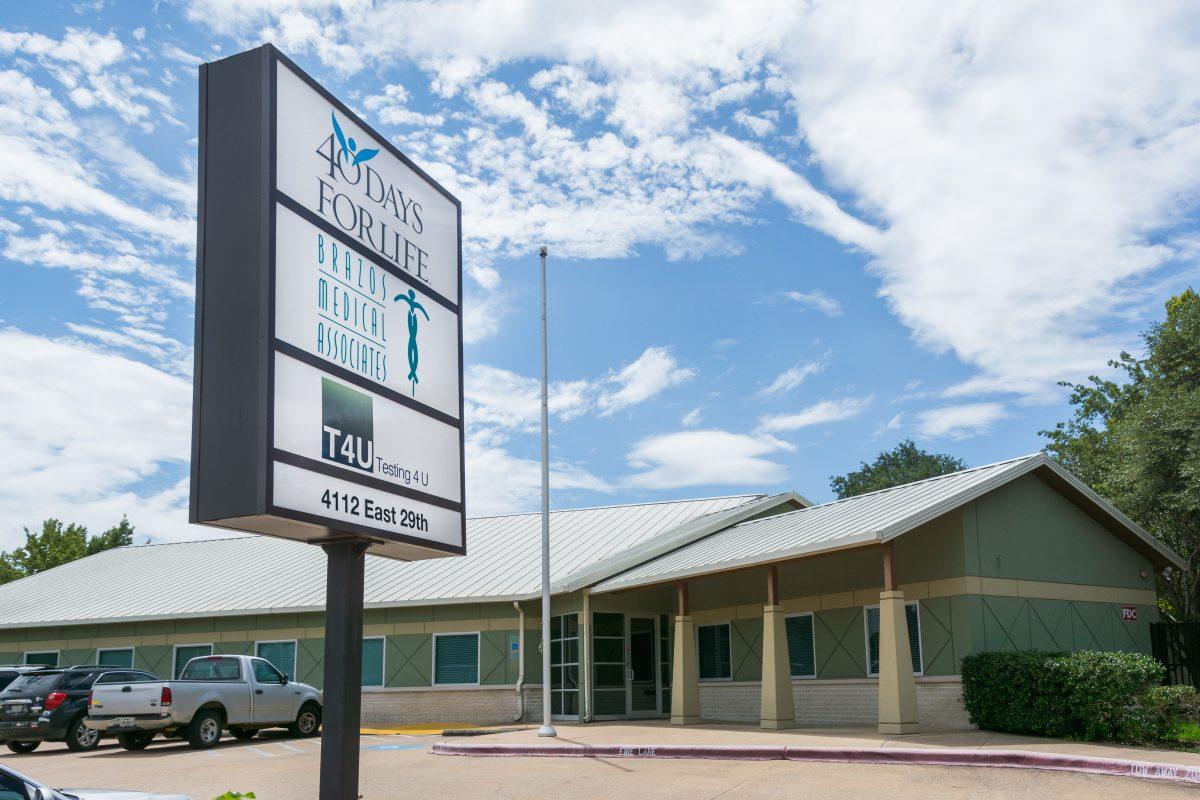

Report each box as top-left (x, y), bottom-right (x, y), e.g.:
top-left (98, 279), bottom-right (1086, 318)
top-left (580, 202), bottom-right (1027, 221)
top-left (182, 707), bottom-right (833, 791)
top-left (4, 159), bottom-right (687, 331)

top-left (316, 113), bottom-right (432, 399)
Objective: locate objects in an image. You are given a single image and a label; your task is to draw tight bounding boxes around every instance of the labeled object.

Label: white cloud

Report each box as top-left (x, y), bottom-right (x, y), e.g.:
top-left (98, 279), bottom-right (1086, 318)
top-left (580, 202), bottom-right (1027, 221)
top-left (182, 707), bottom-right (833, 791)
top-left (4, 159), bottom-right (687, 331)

top-left (624, 429), bottom-right (792, 490)
top-left (467, 345), bottom-right (695, 429)
top-left (758, 396), bottom-right (872, 433)
top-left (364, 83), bottom-right (446, 128)
top-left (780, 289), bottom-right (843, 317)
top-left (914, 403), bottom-right (1006, 440)
top-left (733, 109), bottom-right (775, 137)
top-left (0, 331), bottom-right (197, 549)
top-left (465, 364), bottom-right (592, 431)
top-left (597, 346), bottom-right (695, 416)
top-left (681, 407), bottom-right (702, 427)
top-left (466, 427), bottom-right (610, 515)
top-left (188, 2), bottom-right (1200, 396)
top-left (759, 354), bottom-right (828, 396)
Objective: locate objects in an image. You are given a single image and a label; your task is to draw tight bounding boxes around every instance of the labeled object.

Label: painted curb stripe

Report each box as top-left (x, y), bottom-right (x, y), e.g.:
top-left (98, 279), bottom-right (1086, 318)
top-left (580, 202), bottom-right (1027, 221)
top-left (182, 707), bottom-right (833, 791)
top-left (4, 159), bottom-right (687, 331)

top-left (429, 743), bottom-right (1200, 785)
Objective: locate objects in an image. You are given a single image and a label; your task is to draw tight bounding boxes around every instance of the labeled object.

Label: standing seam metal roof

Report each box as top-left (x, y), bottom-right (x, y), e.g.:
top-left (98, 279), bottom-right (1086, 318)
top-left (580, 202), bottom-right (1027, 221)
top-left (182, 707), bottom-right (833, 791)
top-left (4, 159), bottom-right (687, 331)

top-left (592, 454), bottom-right (1184, 592)
top-left (0, 494), bottom-right (762, 628)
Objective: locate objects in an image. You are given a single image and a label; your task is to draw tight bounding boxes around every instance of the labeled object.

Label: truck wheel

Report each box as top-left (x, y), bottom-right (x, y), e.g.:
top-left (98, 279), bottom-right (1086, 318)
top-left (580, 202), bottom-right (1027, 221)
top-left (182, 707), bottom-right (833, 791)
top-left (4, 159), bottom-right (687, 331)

top-left (289, 703), bottom-right (321, 737)
top-left (117, 732), bottom-right (154, 751)
top-left (187, 709), bottom-right (224, 749)
top-left (65, 716), bottom-right (101, 752)
top-left (230, 726), bottom-right (257, 740)
top-left (6, 741), bottom-right (39, 754)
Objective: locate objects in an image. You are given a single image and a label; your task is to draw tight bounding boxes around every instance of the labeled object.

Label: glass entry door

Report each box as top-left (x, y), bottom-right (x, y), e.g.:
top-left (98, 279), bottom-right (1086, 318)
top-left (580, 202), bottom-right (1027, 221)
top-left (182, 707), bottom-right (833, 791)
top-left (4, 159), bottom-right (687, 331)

top-left (627, 615), bottom-right (660, 717)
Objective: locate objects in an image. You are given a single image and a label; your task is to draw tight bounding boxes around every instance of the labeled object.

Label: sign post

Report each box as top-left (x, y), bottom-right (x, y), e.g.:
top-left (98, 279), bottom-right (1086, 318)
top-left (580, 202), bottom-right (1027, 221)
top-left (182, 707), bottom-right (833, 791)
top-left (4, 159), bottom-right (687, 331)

top-left (191, 44), bottom-right (464, 800)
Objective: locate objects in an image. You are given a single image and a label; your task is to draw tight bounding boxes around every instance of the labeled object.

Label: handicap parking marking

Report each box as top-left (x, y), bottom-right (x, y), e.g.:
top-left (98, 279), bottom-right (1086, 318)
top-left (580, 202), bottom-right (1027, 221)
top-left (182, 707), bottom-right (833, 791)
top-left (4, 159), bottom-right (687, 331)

top-left (362, 743), bottom-right (424, 753)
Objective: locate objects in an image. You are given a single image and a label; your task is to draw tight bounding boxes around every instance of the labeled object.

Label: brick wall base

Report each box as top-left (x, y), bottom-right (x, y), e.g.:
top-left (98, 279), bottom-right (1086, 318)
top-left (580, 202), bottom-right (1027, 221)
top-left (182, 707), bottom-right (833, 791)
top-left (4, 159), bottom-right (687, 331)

top-left (360, 687), bottom-right (540, 725)
top-left (699, 677), bottom-right (972, 730)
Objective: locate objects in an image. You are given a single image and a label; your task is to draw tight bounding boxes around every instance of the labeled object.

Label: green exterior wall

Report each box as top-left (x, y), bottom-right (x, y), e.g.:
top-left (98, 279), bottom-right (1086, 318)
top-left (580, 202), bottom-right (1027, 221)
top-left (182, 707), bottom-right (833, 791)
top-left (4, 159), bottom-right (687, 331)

top-left (0, 472), bottom-right (1167, 718)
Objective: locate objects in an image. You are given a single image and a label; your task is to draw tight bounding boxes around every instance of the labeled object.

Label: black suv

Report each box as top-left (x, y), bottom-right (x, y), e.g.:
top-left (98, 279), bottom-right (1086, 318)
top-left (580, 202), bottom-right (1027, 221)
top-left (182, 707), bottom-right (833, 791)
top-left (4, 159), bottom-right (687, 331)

top-left (0, 666), bottom-right (157, 753)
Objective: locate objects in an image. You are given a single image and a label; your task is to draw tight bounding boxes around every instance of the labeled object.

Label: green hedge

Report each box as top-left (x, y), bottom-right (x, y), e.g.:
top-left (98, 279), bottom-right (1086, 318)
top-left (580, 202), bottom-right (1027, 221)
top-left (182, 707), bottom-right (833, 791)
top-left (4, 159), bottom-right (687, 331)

top-left (961, 650), bottom-right (1197, 743)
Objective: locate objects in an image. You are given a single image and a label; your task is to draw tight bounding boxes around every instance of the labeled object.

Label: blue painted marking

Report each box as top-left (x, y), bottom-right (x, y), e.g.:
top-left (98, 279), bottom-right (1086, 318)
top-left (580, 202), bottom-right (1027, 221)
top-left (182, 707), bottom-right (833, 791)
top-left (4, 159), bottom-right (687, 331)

top-left (366, 744), bottom-right (424, 751)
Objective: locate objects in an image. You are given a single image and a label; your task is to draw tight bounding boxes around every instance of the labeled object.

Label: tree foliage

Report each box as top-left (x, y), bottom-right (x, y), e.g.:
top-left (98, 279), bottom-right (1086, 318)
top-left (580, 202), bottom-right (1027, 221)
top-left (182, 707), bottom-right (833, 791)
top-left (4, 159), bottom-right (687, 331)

top-left (1042, 288), bottom-right (1200, 620)
top-left (0, 516), bottom-right (135, 585)
top-left (830, 439), bottom-right (967, 499)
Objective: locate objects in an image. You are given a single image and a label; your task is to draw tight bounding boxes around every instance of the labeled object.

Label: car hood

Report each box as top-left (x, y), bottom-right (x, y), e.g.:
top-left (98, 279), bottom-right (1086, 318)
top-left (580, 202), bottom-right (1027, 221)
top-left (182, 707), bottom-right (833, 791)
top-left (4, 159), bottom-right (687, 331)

top-left (59, 790), bottom-right (190, 800)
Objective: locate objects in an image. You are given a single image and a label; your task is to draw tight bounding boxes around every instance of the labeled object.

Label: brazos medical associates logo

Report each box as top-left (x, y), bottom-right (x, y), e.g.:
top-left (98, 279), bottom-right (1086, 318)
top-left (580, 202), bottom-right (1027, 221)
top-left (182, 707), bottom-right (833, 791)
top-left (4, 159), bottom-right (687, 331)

top-left (321, 378), bottom-right (374, 474)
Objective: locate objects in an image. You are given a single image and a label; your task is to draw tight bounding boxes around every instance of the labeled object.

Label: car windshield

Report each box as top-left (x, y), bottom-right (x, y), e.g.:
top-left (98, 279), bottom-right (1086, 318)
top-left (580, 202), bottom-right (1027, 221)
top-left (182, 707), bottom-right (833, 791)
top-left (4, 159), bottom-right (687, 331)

top-left (0, 671), bottom-right (18, 691)
top-left (181, 657), bottom-right (240, 681)
top-left (4, 673), bottom-right (59, 693)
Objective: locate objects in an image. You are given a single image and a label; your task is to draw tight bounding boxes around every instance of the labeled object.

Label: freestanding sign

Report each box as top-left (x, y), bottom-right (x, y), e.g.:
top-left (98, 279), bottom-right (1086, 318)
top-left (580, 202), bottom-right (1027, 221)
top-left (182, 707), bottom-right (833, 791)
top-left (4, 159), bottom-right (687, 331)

top-left (191, 44), bottom-right (464, 799)
top-left (190, 44), bottom-right (464, 562)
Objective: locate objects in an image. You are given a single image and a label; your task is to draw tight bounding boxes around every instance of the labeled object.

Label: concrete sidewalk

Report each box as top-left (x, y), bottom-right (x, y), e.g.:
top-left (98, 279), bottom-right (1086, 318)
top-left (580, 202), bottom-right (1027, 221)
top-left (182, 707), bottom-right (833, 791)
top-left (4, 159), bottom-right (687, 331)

top-left (432, 719), bottom-right (1200, 772)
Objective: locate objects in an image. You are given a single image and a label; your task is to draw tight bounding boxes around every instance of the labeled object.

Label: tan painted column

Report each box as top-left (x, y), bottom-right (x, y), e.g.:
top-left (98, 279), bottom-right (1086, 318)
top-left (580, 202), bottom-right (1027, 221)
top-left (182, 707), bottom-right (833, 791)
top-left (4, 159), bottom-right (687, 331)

top-left (877, 544), bottom-right (918, 734)
top-left (671, 582), bottom-right (700, 725)
top-left (760, 566), bottom-right (795, 729)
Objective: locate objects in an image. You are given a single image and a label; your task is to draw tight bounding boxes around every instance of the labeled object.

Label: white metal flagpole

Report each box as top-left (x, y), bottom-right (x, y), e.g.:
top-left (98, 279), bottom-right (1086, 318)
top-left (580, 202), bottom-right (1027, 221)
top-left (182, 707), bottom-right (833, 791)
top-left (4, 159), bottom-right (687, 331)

top-left (538, 245), bottom-right (557, 738)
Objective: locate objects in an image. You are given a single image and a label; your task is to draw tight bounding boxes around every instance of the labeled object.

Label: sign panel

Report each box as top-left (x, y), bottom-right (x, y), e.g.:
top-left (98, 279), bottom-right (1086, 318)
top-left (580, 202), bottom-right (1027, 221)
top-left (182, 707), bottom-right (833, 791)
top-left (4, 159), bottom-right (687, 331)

top-left (272, 352), bottom-right (461, 503)
top-left (1122, 606), bottom-right (1138, 622)
top-left (274, 204), bottom-right (461, 420)
top-left (191, 45), bottom-right (464, 560)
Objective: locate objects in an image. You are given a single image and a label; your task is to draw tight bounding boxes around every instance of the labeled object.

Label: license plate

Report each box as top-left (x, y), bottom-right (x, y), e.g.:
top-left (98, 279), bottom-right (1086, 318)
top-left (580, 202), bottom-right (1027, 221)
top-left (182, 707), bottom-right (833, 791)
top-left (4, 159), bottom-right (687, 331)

top-left (112, 716), bottom-right (136, 727)
top-left (3, 704), bottom-right (23, 715)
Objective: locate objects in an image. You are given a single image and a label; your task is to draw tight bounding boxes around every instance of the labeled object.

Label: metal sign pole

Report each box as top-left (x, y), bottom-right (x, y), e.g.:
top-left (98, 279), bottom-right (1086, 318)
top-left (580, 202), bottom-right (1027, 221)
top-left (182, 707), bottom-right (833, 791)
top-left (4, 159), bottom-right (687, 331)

top-left (319, 539), bottom-right (368, 799)
top-left (537, 246), bottom-right (556, 738)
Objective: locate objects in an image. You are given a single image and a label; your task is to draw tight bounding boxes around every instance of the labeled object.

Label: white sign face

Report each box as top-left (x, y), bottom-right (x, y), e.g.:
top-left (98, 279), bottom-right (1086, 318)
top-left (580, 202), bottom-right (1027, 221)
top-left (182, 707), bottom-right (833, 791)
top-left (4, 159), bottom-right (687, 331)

top-left (272, 352), bottom-right (461, 503)
top-left (272, 461), bottom-right (463, 550)
top-left (276, 62), bottom-right (459, 306)
top-left (273, 203), bottom-right (461, 420)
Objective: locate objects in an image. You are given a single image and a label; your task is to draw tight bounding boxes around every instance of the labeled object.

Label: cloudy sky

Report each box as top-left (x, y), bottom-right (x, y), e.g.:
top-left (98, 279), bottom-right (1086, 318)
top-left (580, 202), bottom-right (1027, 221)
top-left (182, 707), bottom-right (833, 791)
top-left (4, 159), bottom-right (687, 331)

top-left (1, 1), bottom-right (1198, 549)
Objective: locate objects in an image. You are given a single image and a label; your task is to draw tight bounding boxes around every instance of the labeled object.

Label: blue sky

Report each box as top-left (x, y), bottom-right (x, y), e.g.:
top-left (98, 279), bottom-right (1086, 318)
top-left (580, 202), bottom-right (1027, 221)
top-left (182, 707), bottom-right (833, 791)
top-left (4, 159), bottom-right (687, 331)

top-left (1, 1), bottom-right (1198, 548)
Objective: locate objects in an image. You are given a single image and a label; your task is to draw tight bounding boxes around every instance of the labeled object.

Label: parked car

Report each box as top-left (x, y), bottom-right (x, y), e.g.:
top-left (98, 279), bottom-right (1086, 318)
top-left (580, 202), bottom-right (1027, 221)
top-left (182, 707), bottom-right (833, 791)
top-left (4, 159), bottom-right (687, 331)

top-left (0, 761), bottom-right (190, 800)
top-left (0, 666), bottom-right (156, 754)
top-left (86, 654), bottom-right (322, 750)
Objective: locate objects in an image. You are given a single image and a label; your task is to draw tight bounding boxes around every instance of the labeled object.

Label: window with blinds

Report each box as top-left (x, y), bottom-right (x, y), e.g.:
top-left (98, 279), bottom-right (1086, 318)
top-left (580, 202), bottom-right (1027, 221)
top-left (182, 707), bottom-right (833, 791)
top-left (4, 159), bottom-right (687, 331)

top-left (97, 648), bottom-right (135, 669)
top-left (362, 637), bottom-right (385, 687)
top-left (173, 644), bottom-right (213, 678)
top-left (433, 633), bottom-right (479, 685)
top-left (785, 614), bottom-right (816, 678)
top-left (865, 603), bottom-right (922, 676)
top-left (255, 641), bottom-right (298, 681)
top-left (697, 623), bottom-right (731, 681)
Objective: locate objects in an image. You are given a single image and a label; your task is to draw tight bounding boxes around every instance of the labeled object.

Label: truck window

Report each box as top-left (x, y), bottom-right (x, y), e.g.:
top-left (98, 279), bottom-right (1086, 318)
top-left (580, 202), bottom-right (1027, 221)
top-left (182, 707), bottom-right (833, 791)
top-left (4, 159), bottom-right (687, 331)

top-left (251, 659), bottom-right (286, 685)
top-left (181, 657), bottom-right (241, 681)
top-left (0, 671), bottom-right (17, 691)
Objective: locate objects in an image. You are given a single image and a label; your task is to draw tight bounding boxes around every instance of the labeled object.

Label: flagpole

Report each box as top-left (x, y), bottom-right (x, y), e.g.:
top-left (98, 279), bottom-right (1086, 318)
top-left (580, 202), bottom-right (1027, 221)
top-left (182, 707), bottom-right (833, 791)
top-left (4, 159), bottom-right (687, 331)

top-left (537, 245), bottom-right (557, 738)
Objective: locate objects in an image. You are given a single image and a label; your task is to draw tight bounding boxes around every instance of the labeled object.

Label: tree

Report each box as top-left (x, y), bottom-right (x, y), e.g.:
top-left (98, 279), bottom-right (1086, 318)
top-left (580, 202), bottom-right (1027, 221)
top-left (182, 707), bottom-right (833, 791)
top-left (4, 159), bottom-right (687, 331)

top-left (830, 439), bottom-right (967, 499)
top-left (0, 516), bottom-right (135, 585)
top-left (1042, 288), bottom-right (1200, 621)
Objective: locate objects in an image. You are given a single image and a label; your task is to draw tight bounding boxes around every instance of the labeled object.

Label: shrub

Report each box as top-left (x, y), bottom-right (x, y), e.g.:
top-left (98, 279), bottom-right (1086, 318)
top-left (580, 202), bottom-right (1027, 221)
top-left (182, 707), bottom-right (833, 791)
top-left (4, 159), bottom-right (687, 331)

top-left (961, 650), bottom-right (1173, 743)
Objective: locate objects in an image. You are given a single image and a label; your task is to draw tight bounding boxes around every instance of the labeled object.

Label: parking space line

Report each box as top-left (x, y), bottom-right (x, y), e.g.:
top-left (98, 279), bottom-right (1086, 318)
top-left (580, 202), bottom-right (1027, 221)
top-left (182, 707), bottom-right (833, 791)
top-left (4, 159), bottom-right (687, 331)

top-left (275, 742), bottom-right (305, 753)
top-left (243, 746), bottom-right (275, 758)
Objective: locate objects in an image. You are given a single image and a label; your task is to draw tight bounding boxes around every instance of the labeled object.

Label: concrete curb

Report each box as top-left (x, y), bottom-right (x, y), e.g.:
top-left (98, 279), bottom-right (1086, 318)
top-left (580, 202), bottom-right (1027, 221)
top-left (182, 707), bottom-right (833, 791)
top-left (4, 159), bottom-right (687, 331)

top-left (430, 742), bottom-right (1200, 785)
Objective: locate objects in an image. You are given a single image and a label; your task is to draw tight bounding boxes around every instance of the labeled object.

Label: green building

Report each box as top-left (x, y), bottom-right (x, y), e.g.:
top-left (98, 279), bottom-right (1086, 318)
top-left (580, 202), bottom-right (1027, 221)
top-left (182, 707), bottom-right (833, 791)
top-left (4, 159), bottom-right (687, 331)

top-left (0, 454), bottom-right (1179, 731)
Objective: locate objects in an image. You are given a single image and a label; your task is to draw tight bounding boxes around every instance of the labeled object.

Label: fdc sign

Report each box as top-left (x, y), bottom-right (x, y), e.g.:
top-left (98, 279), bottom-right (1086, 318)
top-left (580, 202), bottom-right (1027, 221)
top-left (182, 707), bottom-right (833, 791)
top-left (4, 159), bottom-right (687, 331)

top-left (190, 44), bottom-right (465, 561)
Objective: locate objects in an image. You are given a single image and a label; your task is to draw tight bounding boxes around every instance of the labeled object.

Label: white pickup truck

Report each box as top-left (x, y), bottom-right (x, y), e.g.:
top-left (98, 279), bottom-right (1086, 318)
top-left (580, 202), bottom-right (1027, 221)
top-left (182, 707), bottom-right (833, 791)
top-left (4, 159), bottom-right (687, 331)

top-left (85, 654), bottom-right (323, 750)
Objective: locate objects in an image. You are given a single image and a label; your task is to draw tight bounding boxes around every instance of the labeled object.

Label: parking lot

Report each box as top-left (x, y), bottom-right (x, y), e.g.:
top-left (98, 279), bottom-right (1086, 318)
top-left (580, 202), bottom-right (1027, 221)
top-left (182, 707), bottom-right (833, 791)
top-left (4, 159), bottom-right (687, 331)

top-left (3, 730), bottom-right (1199, 800)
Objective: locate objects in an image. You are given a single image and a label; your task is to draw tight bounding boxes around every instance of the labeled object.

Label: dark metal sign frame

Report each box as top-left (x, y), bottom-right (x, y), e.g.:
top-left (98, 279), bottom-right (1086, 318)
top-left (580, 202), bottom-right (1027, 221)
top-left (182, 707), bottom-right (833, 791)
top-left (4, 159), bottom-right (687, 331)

top-left (191, 43), bottom-right (465, 561)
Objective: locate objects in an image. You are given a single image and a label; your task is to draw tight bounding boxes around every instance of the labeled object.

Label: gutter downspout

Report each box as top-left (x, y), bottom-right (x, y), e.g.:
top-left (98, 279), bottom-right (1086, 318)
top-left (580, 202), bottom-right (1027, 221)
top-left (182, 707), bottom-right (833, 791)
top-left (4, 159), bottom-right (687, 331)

top-left (513, 600), bottom-right (526, 722)
top-left (582, 589), bottom-right (593, 722)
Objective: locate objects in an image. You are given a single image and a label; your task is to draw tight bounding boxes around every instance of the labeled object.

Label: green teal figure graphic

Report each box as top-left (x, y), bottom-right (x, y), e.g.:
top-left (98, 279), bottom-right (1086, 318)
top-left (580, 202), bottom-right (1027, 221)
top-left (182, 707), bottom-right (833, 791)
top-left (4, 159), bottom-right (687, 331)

top-left (395, 288), bottom-right (430, 396)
